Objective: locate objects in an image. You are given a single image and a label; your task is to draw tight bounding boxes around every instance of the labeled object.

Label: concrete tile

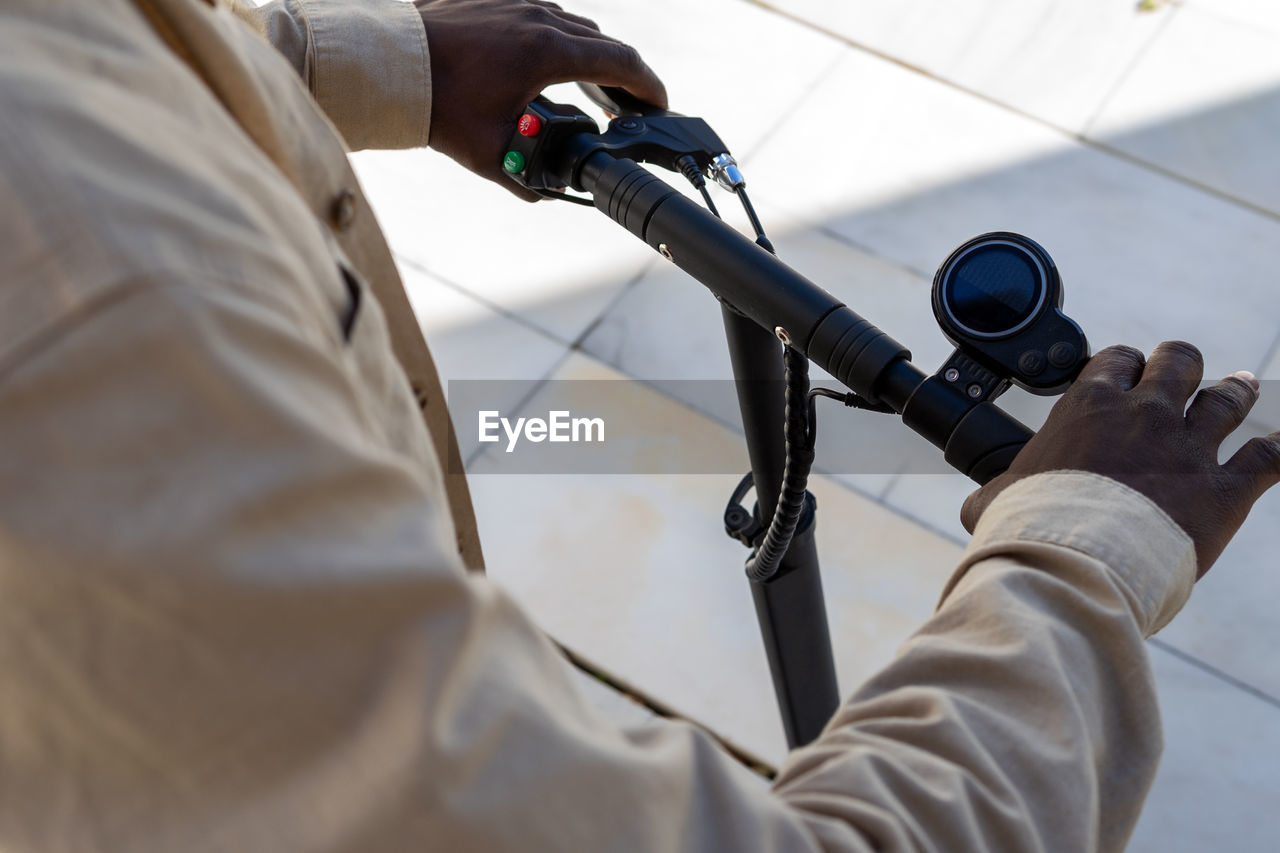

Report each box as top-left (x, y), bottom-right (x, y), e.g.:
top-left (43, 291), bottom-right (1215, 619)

top-left (1268, 348), bottom-right (1280, 380)
top-left (758, 0), bottom-right (1172, 132)
top-left (1185, 0), bottom-right (1280, 33)
top-left (1157, 474), bottom-right (1280, 700)
top-left (469, 352), bottom-right (966, 763)
top-left (396, 261), bottom-right (569, 459)
top-left (1129, 644), bottom-right (1280, 852)
top-left (880, 472), bottom-right (972, 545)
top-left (1089, 4), bottom-right (1280, 216)
top-left (400, 261), bottom-right (566, 384)
top-left (1235, 319), bottom-right (1280, 428)
top-left (558, 0), bottom-right (846, 157)
top-left (1244, 403), bottom-right (1280, 439)
top-left (746, 47), bottom-right (1280, 380)
top-left (352, 144), bottom-right (656, 346)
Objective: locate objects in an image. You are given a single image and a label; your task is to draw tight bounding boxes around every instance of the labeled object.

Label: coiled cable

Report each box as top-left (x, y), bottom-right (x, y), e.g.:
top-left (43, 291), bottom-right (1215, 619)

top-left (745, 346), bottom-right (815, 583)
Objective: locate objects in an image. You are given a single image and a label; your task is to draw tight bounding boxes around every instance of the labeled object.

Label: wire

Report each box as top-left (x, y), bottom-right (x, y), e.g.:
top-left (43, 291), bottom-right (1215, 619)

top-left (726, 185), bottom-right (774, 253)
top-left (674, 154), bottom-right (724, 220)
top-left (533, 188), bottom-right (595, 206)
top-left (737, 187), bottom-right (767, 241)
top-left (698, 184), bottom-right (722, 219)
top-left (805, 387), bottom-right (895, 448)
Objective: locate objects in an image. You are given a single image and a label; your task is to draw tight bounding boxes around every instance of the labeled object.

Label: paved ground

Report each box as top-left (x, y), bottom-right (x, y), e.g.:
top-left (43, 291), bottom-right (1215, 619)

top-left (352, 1), bottom-right (1280, 848)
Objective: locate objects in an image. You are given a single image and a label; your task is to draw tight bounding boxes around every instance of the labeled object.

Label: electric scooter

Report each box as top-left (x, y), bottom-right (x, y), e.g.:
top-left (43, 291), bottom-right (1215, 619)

top-left (502, 87), bottom-right (1090, 748)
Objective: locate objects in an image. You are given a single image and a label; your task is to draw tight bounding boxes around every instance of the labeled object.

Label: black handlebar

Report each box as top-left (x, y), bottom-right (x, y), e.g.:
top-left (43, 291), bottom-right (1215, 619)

top-left (571, 150), bottom-right (1033, 484)
top-left (515, 99), bottom-right (1039, 745)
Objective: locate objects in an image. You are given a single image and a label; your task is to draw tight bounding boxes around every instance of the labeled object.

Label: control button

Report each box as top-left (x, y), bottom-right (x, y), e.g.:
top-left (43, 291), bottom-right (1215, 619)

top-left (518, 114), bottom-right (541, 137)
top-left (1048, 342), bottom-right (1078, 369)
top-left (503, 151), bottom-right (526, 174)
top-left (1018, 349), bottom-right (1047, 376)
top-left (329, 188), bottom-right (357, 232)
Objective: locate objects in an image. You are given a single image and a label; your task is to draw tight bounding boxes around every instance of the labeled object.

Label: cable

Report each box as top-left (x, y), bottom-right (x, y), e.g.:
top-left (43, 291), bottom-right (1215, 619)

top-left (738, 187), bottom-right (767, 241)
top-left (533, 188), bottom-right (594, 206)
top-left (745, 346), bottom-right (815, 583)
top-left (698, 184), bottom-right (722, 219)
top-left (806, 388), bottom-right (895, 448)
top-left (675, 154), bottom-right (722, 219)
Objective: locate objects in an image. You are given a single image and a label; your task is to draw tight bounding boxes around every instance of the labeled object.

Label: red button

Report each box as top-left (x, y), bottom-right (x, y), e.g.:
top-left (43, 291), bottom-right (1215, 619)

top-left (518, 114), bottom-right (541, 137)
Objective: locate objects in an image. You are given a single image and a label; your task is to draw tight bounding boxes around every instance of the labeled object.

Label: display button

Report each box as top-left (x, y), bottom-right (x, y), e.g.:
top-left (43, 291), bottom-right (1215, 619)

top-left (1018, 349), bottom-right (1047, 376)
top-left (1048, 342), bottom-right (1078, 369)
top-left (503, 151), bottom-right (526, 173)
top-left (518, 114), bottom-right (541, 137)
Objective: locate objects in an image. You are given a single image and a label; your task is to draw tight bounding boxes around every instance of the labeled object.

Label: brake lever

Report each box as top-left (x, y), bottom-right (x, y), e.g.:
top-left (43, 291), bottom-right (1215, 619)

top-left (576, 83), bottom-right (668, 117)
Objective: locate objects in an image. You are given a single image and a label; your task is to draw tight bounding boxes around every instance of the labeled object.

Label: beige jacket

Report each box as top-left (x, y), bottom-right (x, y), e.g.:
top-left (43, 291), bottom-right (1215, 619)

top-left (0, 0), bottom-right (1196, 851)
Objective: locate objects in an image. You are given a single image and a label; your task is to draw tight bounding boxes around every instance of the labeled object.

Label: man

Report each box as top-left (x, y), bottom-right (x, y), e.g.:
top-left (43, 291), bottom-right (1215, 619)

top-left (0, 0), bottom-right (1274, 850)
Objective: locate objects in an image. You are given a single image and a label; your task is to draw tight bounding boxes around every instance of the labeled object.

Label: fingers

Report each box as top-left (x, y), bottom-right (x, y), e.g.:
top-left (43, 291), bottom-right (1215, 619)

top-left (512, 2), bottom-right (667, 108)
top-left (1224, 431), bottom-right (1280, 501)
top-left (526, 0), bottom-right (602, 32)
top-left (539, 31), bottom-right (668, 109)
top-left (1075, 344), bottom-right (1146, 392)
top-left (1138, 340), bottom-right (1205, 404)
top-left (539, 19), bottom-right (618, 48)
top-left (1186, 372), bottom-right (1259, 443)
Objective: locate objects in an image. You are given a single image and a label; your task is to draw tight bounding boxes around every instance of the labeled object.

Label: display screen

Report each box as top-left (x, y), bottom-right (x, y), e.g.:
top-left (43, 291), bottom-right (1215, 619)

top-left (944, 244), bottom-right (1042, 335)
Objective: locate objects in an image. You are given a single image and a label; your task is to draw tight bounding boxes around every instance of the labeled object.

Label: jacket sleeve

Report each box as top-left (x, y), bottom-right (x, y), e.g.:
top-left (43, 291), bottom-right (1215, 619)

top-left (231, 0), bottom-right (432, 150)
top-left (771, 471), bottom-right (1196, 852)
top-left (0, 265), bottom-right (1196, 852)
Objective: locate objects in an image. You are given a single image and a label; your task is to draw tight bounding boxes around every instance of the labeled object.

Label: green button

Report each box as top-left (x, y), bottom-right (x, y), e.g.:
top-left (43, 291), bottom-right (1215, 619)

top-left (503, 151), bottom-right (526, 174)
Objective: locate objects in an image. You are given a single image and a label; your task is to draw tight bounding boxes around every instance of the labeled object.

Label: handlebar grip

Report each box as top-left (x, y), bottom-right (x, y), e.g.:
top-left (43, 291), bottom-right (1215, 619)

top-left (943, 402), bottom-right (1033, 484)
top-left (806, 306), bottom-right (910, 404)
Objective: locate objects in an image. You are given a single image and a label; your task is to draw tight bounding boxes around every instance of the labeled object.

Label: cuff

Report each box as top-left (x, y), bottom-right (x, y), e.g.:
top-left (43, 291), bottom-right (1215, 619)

top-left (942, 471), bottom-right (1196, 636)
top-left (303, 0), bottom-right (431, 151)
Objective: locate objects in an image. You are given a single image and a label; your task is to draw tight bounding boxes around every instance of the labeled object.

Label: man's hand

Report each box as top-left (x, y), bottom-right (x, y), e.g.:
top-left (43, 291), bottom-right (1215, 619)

top-left (962, 341), bottom-right (1280, 577)
top-left (414, 0), bottom-right (668, 200)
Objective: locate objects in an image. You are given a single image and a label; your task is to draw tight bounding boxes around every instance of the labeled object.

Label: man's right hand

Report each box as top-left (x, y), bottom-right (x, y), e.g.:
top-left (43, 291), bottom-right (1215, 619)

top-left (414, 0), bottom-right (668, 201)
top-left (962, 341), bottom-right (1280, 578)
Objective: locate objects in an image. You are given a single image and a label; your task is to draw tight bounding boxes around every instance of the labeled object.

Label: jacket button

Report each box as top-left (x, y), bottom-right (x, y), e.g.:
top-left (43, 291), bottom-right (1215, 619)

top-left (330, 189), bottom-right (357, 231)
